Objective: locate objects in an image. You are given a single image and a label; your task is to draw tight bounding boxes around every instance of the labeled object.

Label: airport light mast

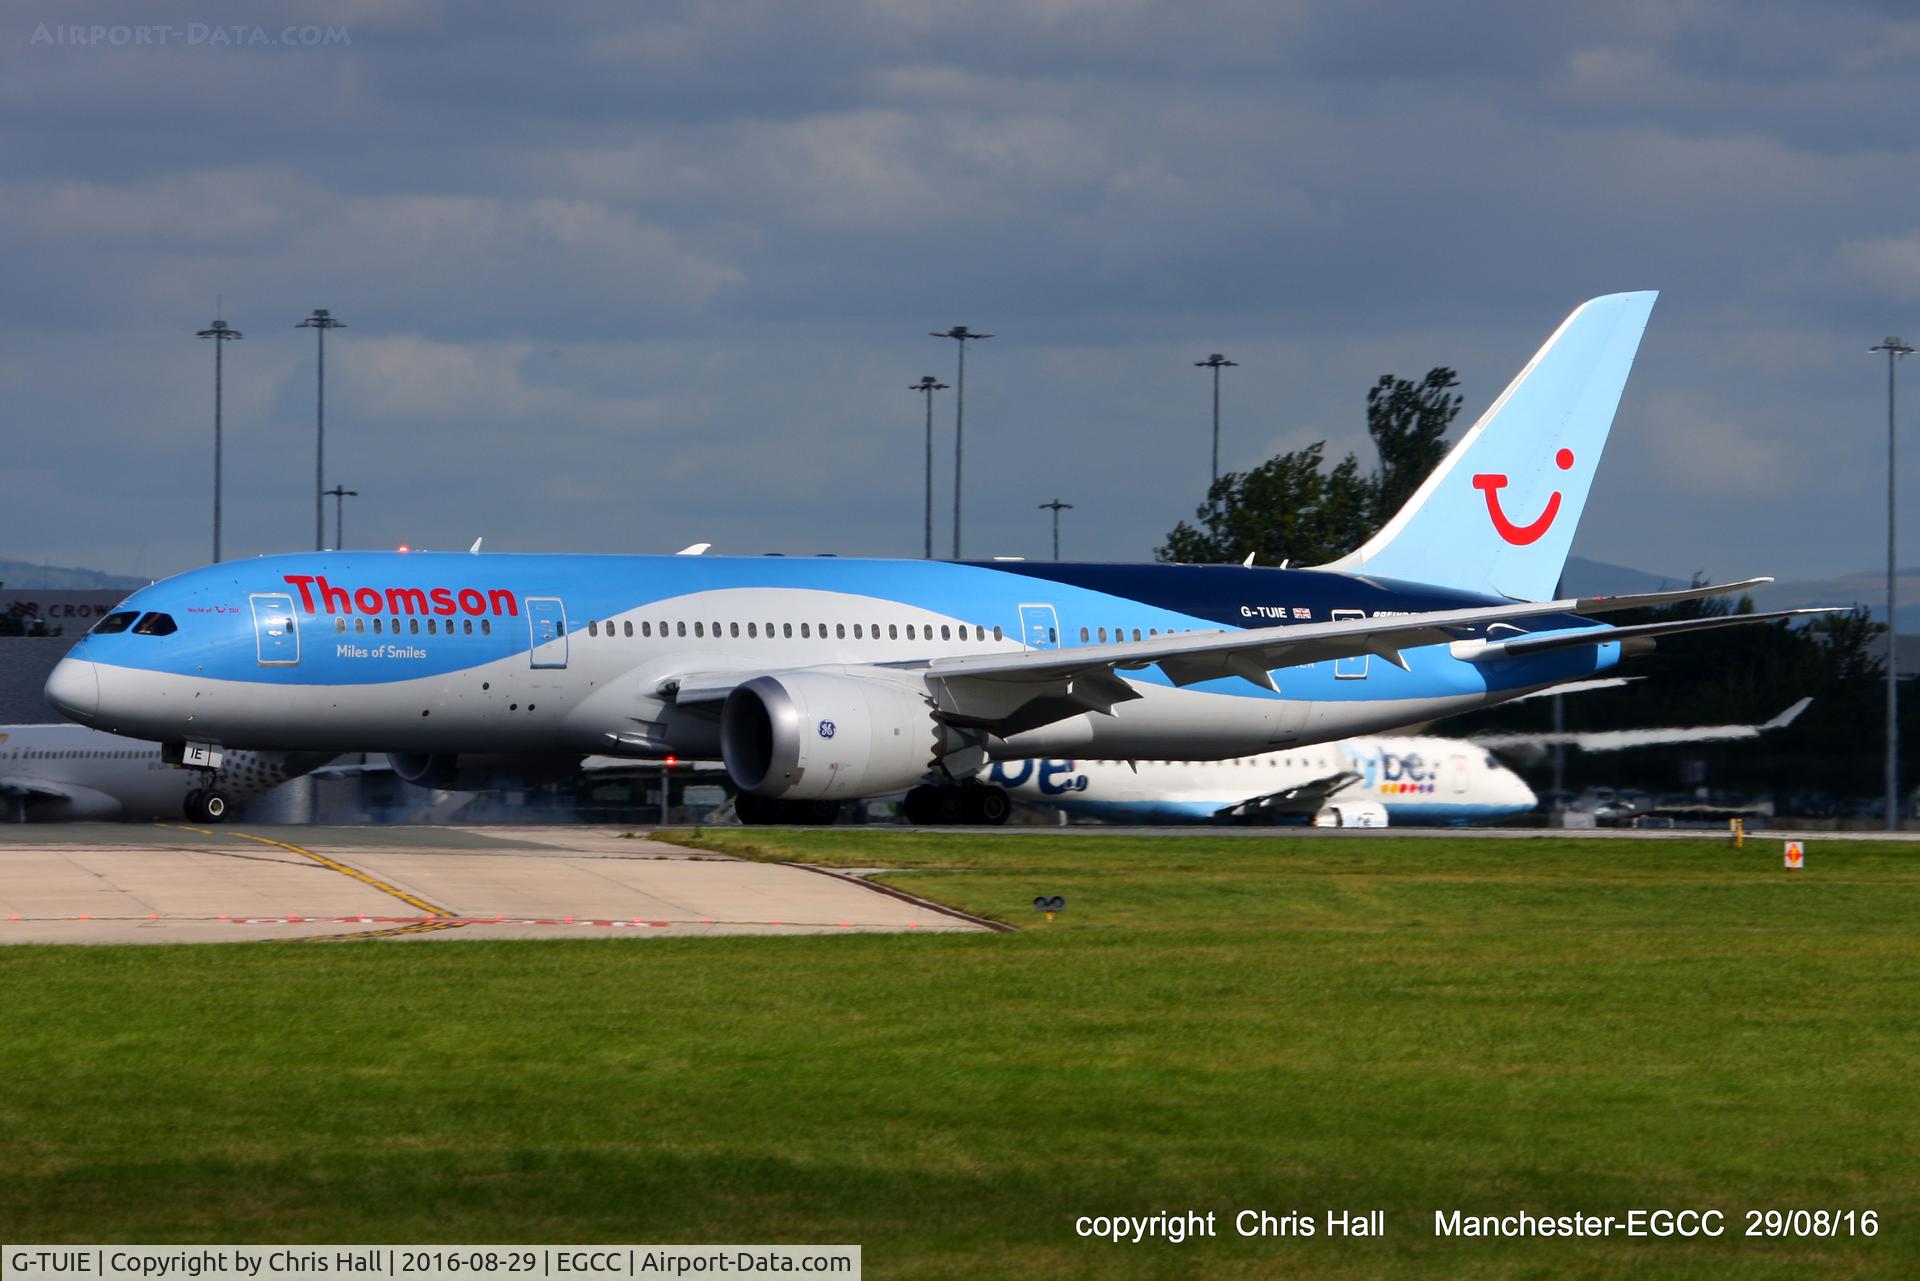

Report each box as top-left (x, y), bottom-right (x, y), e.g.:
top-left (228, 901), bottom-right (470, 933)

top-left (910, 376), bottom-right (948, 559)
top-left (297, 308), bottom-right (346, 552)
top-left (196, 309), bottom-right (243, 562)
top-left (1195, 352), bottom-right (1238, 508)
top-left (1039, 498), bottom-right (1073, 561)
top-left (931, 326), bottom-right (991, 559)
top-left (325, 484), bottom-right (358, 550)
top-left (1872, 335), bottom-right (1913, 832)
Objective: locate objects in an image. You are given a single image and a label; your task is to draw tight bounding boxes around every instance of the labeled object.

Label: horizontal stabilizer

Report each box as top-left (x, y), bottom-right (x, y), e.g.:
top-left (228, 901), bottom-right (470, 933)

top-left (1502, 677), bottom-right (1640, 703)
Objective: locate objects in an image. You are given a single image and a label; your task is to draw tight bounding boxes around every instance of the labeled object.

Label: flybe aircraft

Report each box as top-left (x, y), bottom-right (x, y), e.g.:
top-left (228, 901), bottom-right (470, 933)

top-left (993, 737), bottom-right (1536, 827)
top-left (991, 698), bottom-right (1811, 827)
top-left (46, 291), bottom-right (1829, 824)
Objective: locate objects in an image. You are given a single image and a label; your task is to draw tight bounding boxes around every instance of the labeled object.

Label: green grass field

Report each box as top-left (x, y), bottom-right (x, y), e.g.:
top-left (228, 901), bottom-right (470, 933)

top-left (2, 830), bottom-right (1917, 1279)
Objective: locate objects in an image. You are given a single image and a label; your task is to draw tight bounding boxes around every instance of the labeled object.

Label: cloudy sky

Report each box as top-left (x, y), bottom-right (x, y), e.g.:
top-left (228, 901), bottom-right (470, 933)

top-left (3, 0), bottom-right (1916, 586)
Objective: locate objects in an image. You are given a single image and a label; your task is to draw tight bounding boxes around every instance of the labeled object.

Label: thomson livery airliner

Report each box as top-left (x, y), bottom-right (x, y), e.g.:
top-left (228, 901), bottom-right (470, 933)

top-left (46, 292), bottom-right (1827, 824)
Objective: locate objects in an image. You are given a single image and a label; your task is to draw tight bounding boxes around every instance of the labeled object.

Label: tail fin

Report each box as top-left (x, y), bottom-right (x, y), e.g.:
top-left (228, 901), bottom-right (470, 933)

top-left (1314, 291), bottom-right (1658, 601)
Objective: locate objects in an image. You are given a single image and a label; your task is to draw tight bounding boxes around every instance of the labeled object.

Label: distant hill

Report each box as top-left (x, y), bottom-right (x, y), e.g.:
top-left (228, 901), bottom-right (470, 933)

top-left (1564, 557), bottom-right (1920, 630)
top-left (1748, 568), bottom-right (1920, 633)
top-left (0, 558), bottom-right (147, 591)
top-left (1559, 557), bottom-right (1687, 597)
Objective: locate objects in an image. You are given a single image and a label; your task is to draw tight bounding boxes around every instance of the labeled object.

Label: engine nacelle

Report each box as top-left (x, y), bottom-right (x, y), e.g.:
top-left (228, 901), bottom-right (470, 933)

top-left (387, 752), bottom-right (582, 792)
top-left (721, 672), bottom-right (941, 800)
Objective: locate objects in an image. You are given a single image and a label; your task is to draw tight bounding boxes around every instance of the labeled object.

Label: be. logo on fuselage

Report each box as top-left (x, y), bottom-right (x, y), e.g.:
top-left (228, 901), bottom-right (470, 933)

top-left (1471, 448), bottom-right (1574, 546)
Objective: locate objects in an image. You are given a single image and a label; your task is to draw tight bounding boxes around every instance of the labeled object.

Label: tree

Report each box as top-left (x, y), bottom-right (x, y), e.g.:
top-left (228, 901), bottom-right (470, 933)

top-left (1367, 368), bottom-right (1462, 522)
top-left (1157, 443), bottom-right (1375, 567)
top-left (1156, 367), bottom-right (1464, 566)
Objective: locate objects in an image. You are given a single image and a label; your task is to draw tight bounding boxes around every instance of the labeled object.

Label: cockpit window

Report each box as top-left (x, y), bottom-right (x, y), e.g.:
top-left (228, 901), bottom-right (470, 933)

top-left (91, 611), bottom-right (139, 634)
top-left (132, 612), bottom-right (178, 636)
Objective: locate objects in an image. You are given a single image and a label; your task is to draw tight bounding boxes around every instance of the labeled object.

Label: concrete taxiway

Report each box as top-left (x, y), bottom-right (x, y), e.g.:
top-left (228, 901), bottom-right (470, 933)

top-left (0, 824), bottom-right (1000, 943)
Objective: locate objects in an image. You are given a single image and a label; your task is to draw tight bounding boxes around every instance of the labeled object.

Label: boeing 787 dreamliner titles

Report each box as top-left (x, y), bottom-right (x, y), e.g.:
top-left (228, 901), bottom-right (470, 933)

top-left (45, 292), bottom-right (1829, 824)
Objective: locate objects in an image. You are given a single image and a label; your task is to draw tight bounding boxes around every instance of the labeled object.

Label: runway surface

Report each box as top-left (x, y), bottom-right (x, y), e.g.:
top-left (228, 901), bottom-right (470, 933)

top-left (0, 824), bottom-right (998, 943)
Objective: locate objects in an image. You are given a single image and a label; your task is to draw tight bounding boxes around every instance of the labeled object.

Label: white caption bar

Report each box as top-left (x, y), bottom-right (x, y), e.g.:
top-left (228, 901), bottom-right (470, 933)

top-left (3, 1247), bottom-right (860, 1281)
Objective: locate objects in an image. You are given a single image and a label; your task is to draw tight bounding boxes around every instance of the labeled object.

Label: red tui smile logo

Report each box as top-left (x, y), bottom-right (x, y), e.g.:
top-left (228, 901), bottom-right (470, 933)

top-left (1472, 448), bottom-right (1574, 546)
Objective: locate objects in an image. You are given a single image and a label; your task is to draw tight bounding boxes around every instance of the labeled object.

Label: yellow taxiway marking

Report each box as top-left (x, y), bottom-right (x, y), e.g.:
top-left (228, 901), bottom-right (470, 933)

top-left (153, 823), bottom-right (456, 920)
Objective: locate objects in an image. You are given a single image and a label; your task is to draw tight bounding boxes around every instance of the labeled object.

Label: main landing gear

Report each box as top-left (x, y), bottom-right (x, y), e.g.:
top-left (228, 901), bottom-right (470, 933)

top-left (734, 792), bottom-right (842, 826)
top-left (902, 783), bottom-right (1011, 827)
top-left (182, 785), bottom-right (230, 823)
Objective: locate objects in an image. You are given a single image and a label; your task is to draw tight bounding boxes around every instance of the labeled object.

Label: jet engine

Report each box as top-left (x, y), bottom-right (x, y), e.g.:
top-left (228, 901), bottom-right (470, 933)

top-left (386, 752), bottom-right (582, 792)
top-left (721, 672), bottom-right (942, 800)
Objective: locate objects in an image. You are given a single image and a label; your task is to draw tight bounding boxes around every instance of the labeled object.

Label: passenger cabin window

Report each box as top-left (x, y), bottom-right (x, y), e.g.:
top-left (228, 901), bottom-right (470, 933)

top-left (694, 622), bottom-right (704, 638)
top-left (836, 624), bottom-right (846, 640)
top-left (481, 619), bottom-right (491, 635)
top-left (355, 618), bottom-right (366, 634)
top-left (889, 624), bottom-right (898, 640)
top-left (642, 621), bottom-right (652, 637)
top-left (336, 618), bottom-right (347, 634)
top-left (91, 611), bottom-right (139, 634)
top-left (588, 620), bottom-right (598, 637)
top-left (993, 625), bottom-right (1003, 641)
top-left (464, 619), bottom-right (474, 635)
top-left (800, 623), bottom-right (810, 638)
top-left (624, 621), bottom-right (633, 637)
top-left (731, 622), bottom-right (740, 638)
top-left (132, 612), bottom-right (177, 636)
top-left (373, 619), bottom-right (383, 634)
top-left (677, 621), bottom-right (687, 637)
top-left (906, 624), bottom-right (916, 640)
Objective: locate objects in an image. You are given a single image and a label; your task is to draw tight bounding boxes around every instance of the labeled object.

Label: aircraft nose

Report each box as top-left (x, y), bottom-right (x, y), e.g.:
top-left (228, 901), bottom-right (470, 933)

top-left (1508, 772), bottom-right (1538, 812)
top-left (45, 653), bottom-right (99, 724)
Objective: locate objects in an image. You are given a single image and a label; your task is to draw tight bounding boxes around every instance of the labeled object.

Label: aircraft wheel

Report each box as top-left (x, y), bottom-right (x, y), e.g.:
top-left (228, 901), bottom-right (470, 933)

top-left (902, 785), bottom-right (939, 825)
top-left (182, 789), bottom-right (204, 821)
top-left (798, 799), bottom-right (840, 826)
top-left (200, 791), bottom-right (230, 823)
top-left (965, 785), bottom-right (1011, 827)
top-left (735, 791), bottom-right (774, 825)
top-left (928, 786), bottom-right (967, 825)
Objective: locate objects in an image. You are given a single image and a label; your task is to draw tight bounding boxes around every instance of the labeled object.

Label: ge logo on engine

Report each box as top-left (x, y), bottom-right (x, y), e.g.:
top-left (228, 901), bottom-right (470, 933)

top-left (817, 720), bottom-right (836, 739)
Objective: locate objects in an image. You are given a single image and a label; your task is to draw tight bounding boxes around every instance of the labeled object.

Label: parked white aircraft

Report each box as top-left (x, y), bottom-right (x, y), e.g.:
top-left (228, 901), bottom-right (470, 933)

top-left (992, 736), bottom-right (1531, 826)
top-left (992, 699), bottom-right (1810, 827)
top-left (0, 724), bottom-right (332, 822)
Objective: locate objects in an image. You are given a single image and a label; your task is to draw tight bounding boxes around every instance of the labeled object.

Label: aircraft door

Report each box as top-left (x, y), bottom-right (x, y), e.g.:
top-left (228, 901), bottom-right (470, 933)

top-left (1017, 603), bottom-right (1061, 650)
top-left (1450, 754), bottom-right (1469, 794)
top-left (1331, 609), bottom-right (1368, 678)
top-left (526, 596), bottom-right (569, 669)
top-left (250, 594), bottom-right (299, 666)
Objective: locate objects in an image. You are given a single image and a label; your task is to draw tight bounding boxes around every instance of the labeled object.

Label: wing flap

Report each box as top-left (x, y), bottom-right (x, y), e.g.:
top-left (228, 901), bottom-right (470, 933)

top-left (1213, 770), bottom-right (1363, 821)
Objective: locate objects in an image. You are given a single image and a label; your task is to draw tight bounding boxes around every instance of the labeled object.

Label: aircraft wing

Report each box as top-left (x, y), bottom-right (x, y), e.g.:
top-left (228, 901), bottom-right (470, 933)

top-left (1447, 609), bottom-right (1837, 663)
top-left (1211, 770), bottom-right (1363, 822)
top-left (1472, 698), bottom-right (1812, 753)
top-left (663, 584), bottom-right (1830, 739)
